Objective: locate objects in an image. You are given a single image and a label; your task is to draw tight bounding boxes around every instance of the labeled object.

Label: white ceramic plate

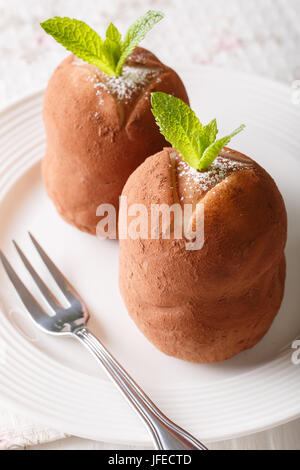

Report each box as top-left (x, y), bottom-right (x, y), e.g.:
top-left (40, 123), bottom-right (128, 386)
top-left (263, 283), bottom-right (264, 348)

top-left (0, 67), bottom-right (299, 446)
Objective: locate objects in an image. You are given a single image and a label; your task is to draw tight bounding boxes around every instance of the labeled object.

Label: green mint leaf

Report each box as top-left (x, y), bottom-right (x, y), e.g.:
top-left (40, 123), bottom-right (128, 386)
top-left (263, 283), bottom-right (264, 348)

top-left (41, 12), bottom-right (163, 77)
top-left (101, 24), bottom-right (122, 71)
top-left (40, 17), bottom-right (117, 75)
top-left (102, 39), bottom-right (121, 70)
top-left (116, 10), bottom-right (164, 76)
top-left (106, 22), bottom-right (121, 43)
top-left (198, 125), bottom-right (246, 170)
top-left (151, 92), bottom-right (245, 171)
top-left (202, 118), bottom-right (218, 147)
top-left (151, 92), bottom-right (205, 170)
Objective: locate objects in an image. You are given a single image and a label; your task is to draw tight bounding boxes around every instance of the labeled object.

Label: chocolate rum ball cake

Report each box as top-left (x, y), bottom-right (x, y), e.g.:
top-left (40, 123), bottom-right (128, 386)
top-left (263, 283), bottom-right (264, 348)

top-left (119, 93), bottom-right (287, 363)
top-left (41, 13), bottom-right (189, 234)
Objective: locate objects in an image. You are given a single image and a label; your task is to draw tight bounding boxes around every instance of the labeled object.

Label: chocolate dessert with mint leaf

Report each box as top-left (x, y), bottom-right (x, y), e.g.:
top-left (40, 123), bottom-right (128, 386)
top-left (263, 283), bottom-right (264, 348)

top-left (119, 93), bottom-right (287, 363)
top-left (41, 12), bottom-right (189, 235)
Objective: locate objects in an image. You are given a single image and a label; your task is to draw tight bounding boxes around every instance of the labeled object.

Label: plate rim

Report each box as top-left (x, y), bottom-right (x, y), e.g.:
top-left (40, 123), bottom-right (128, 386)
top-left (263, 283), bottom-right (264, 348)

top-left (0, 66), bottom-right (299, 445)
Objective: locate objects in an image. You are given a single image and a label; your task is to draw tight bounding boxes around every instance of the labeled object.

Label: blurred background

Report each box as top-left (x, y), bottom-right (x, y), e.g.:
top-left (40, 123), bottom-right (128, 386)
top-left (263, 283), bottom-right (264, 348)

top-left (1, 0), bottom-right (300, 109)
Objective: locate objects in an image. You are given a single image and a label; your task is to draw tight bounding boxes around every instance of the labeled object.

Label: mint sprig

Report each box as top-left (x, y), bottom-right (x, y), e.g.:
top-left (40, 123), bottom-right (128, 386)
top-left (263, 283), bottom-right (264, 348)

top-left (41, 11), bottom-right (164, 77)
top-left (151, 92), bottom-right (245, 171)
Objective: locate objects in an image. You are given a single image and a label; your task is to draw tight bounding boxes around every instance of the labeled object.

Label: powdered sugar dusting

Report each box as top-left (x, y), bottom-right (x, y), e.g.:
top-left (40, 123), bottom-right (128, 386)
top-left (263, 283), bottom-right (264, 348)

top-left (83, 65), bottom-right (160, 104)
top-left (73, 56), bottom-right (160, 106)
top-left (99, 65), bottom-right (160, 102)
top-left (176, 154), bottom-right (249, 195)
top-left (73, 57), bottom-right (86, 67)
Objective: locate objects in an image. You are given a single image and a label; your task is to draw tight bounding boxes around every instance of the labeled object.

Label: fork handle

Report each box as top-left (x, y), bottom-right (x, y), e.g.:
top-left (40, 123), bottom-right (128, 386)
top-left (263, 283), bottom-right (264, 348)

top-left (74, 328), bottom-right (207, 451)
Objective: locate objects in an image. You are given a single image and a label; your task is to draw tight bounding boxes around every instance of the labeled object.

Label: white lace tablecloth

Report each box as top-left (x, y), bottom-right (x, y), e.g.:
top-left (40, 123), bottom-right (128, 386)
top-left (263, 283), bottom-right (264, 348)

top-left (0, 0), bottom-right (299, 450)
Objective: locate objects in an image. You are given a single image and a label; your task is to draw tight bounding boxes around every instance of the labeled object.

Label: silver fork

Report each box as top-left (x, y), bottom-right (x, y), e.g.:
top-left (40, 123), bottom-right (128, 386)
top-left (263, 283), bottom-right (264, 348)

top-left (0, 233), bottom-right (207, 451)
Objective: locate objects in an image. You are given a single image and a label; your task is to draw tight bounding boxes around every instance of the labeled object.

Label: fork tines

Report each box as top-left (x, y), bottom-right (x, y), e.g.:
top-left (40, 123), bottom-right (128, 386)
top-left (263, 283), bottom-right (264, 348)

top-left (0, 233), bottom-right (86, 330)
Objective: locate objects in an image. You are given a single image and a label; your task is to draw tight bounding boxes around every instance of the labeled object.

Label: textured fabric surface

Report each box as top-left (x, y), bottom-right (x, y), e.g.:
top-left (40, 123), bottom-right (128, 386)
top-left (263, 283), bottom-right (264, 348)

top-left (0, 410), bottom-right (67, 450)
top-left (0, 0), bottom-right (299, 451)
top-left (1, 0), bottom-right (300, 110)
